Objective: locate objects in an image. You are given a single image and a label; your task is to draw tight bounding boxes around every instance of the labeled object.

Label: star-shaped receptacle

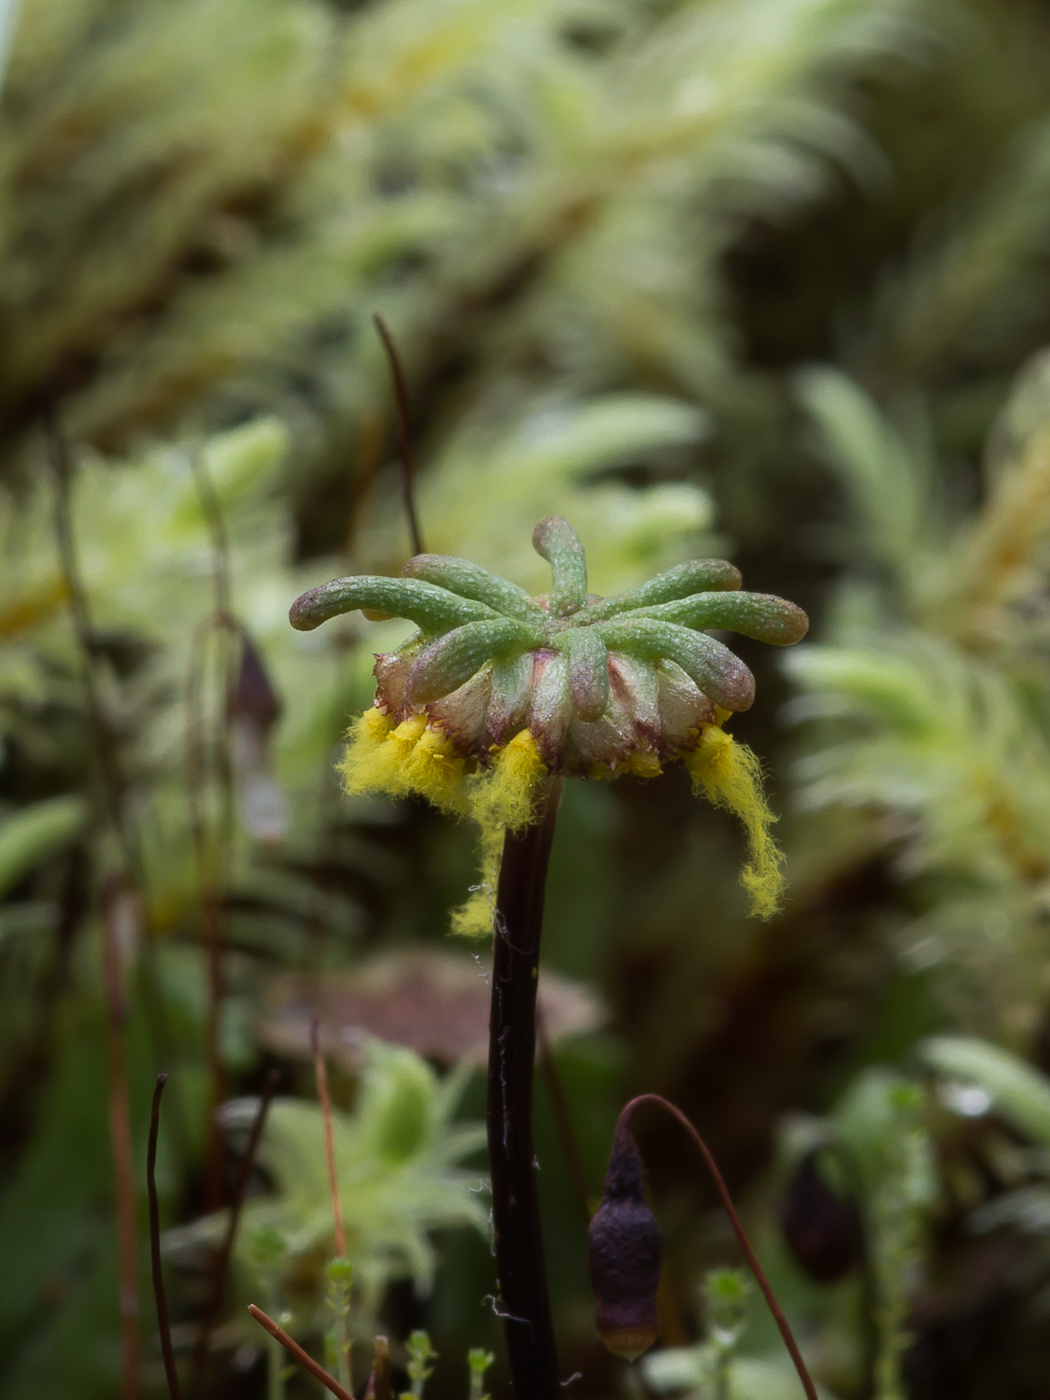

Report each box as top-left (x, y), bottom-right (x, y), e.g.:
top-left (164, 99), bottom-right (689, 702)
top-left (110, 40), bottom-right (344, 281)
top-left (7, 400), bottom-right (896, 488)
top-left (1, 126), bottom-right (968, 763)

top-left (290, 515), bottom-right (807, 779)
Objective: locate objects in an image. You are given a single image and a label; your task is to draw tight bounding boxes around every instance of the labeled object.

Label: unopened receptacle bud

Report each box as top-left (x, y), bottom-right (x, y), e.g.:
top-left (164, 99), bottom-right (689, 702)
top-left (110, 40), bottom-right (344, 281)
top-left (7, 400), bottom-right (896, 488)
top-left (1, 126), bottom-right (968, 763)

top-left (586, 1120), bottom-right (661, 1360)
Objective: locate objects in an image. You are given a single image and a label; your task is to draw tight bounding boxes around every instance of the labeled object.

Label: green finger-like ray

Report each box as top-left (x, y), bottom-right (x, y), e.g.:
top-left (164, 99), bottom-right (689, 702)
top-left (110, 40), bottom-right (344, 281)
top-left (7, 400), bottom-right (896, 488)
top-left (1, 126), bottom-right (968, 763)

top-left (559, 626), bottom-right (610, 722)
top-left (489, 652), bottom-right (535, 738)
top-left (584, 560), bottom-right (742, 622)
top-left (402, 554), bottom-right (544, 621)
top-left (405, 619), bottom-right (540, 704)
top-left (631, 591), bottom-right (809, 644)
top-left (530, 652), bottom-right (573, 754)
top-left (599, 617), bottom-right (755, 711)
top-left (289, 575), bottom-right (498, 633)
top-left (532, 515), bottom-right (588, 617)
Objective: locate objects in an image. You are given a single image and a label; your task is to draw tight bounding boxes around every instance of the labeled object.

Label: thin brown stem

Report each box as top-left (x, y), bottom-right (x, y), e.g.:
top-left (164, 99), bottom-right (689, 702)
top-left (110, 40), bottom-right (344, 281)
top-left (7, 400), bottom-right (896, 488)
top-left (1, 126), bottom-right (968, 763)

top-left (368, 1336), bottom-right (391, 1400)
top-left (372, 313), bottom-right (425, 557)
top-left (148, 1076), bottom-right (181, 1400)
top-left (50, 412), bottom-right (189, 1153)
top-left (247, 1305), bottom-right (354, 1400)
top-left (53, 425), bottom-right (140, 1376)
top-left (620, 1095), bottom-right (818, 1400)
top-left (48, 418), bottom-right (139, 876)
top-left (487, 781), bottom-right (563, 1400)
top-left (310, 1018), bottom-right (347, 1257)
top-left (101, 882), bottom-right (140, 1400)
top-left (184, 450), bottom-right (238, 1211)
top-left (185, 616), bottom-right (239, 1208)
top-left (189, 453), bottom-right (233, 620)
top-left (192, 1069), bottom-right (280, 1397)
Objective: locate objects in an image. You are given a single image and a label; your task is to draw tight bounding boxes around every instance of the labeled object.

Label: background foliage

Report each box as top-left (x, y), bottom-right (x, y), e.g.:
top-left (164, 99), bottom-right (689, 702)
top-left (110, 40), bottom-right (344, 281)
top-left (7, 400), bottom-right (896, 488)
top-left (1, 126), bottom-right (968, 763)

top-left (6, 0), bottom-right (1050, 1396)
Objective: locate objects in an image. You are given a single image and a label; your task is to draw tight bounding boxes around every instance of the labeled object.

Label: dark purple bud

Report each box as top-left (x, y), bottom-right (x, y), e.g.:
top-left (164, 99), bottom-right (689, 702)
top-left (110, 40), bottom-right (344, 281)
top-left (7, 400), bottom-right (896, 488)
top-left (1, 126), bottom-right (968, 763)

top-left (587, 1121), bottom-right (661, 1360)
top-left (228, 633), bottom-right (281, 733)
top-left (781, 1150), bottom-right (863, 1284)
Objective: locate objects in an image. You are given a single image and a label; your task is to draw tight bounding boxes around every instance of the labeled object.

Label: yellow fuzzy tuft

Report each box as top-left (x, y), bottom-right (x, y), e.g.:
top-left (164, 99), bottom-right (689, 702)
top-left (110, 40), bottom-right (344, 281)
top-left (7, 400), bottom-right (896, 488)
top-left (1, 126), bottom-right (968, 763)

top-left (683, 726), bottom-right (786, 919)
top-left (473, 730), bottom-right (547, 833)
top-left (388, 714), bottom-right (428, 764)
top-left (450, 730), bottom-right (548, 939)
top-left (338, 707), bottom-right (401, 798)
top-left (340, 712), bottom-right (547, 939)
top-left (449, 886), bottom-right (497, 939)
top-left (399, 721), bottom-right (471, 817)
top-left (338, 708), bottom-right (470, 815)
top-left (625, 749), bottom-right (662, 779)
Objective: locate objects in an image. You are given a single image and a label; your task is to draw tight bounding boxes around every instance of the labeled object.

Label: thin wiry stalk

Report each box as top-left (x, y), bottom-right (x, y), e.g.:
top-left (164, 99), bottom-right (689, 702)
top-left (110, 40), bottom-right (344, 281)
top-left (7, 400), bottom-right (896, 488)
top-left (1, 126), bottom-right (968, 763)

top-left (618, 1094), bottom-right (819, 1400)
top-left (48, 417), bottom-right (138, 873)
top-left (372, 314), bottom-right (425, 557)
top-left (148, 1075), bottom-right (181, 1400)
top-left (49, 413), bottom-right (189, 1159)
top-left (192, 1068), bottom-right (280, 1398)
top-left (247, 1305), bottom-right (354, 1400)
top-left (367, 1337), bottom-right (392, 1400)
top-left (186, 450), bottom-right (238, 1209)
top-left (184, 612), bottom-right (239, 1209)
top-left (100, 880), bottom-right (140, 1400)
top-left (487, 780), bottom-right (563, 1400)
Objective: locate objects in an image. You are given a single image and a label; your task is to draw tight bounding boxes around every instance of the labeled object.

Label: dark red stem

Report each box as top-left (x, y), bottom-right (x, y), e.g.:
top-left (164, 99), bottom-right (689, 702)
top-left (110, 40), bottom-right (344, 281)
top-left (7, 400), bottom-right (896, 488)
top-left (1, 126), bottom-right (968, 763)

top-left (101, 884), bottom-right (140, 1400)
top-left (247, 1305), bottom-right (353, 1400)
top-left (185, 449), bottom-right (237, 1213)
top-left (620, 1094), bottom-right (818, 1400)
top-left (372, 313), bottom-right (425, 557)
top-left (148, 1076), bottom-right (181, 1400)
top-left (487, 781), bottom-right (563, 1400)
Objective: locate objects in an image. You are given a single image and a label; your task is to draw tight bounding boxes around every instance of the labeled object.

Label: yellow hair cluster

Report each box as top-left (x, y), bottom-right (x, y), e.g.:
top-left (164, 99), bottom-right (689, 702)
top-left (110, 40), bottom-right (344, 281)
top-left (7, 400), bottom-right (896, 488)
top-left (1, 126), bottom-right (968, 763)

top-left (624, 749), bottom-right (662, 779)
top-left (451, 730), bottom-right (547, 939)
top-left (587, 749), bottom-right (662, 782)
top-left (473, 729), bottom-right (547, 833)
top-left (683, 725), bottom-right (786, 919)
top-left (339, 711), bottom-right (548, 939)
top-left (338, 707), bottom-right (470, 817)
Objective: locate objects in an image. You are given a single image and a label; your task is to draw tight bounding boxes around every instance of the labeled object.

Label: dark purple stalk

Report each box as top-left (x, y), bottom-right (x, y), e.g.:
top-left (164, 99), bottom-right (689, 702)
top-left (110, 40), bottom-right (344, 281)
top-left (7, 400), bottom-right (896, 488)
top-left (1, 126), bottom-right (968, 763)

top-left (487, 780), bottom-right (563, 1400)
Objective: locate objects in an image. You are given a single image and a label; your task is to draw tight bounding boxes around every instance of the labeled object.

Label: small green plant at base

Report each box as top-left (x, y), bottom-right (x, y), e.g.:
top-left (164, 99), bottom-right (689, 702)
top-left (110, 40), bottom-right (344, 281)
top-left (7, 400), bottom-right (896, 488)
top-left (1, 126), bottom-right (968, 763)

top-left (247, 1225), bottom-right (294, 1400)
top-left (324, 1256), bottom-right (353, 1394)
top-left (703, 1269), bottom-right (751, 1400)
top-left (869, 1084), bottom-right (932, 1400)
top-left (401, 1330), bottom-right (438, 1399)
top-left (641, 1267), bottom-right (753, 1400)
top-left (171, 1040), bottom-right (487, 1348)
top-left (467, 1348), bottom-right (495, 1400)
